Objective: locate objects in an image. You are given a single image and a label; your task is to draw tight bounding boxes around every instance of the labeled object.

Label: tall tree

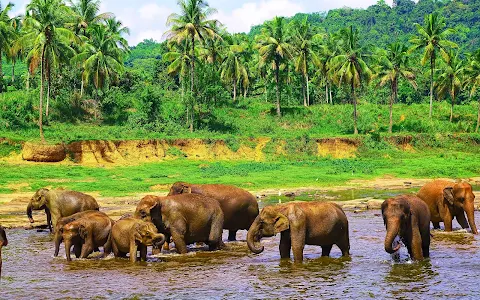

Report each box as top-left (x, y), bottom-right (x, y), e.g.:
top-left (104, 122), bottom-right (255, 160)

top-left (410, 12), bottom-right (457, 118)
top-left (465, 50), bottom-right (480, 133)
top-left (256, 16), bottom-right (294, 117)
top-left (330, 25), bottom-right (373, 135)
top-left (21, 0), bottom-right (77, 141)
top-left (220, 37), bottom-right (249, 102)
top-left (377, 42), bottom-right (417, 133)
top-left (435, 50), bottom-right (464, 122)
top-left (67, 0), bottom-right (113, 36)
top-left (0, 2), bottom-right (16, 92)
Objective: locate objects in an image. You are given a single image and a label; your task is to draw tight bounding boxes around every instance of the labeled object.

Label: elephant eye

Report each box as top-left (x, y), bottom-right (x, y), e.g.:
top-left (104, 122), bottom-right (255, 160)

top-left (140, 210), bottom-right (147, 217)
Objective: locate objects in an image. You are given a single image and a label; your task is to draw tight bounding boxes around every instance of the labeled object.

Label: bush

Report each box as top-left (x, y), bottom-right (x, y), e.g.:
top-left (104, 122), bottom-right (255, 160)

top-left (0, 90), bottom-right (36, 128)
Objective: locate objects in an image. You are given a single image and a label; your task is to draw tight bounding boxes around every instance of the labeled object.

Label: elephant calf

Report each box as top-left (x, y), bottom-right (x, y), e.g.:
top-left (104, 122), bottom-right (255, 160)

top-left (247, 202), bottom-right (350, 262)
top-left (27, 188), bottom-right (100, 233)
top-left (111, 218), bottom-right (166, 262)
top-left (0, 225), bottom-right (7, 279)
top-left (382, 195), bottom-right (431, 261)
top-left (135, 194), bottom-right (224, 254)
top-left (62, 212), bottom-right (114, 261)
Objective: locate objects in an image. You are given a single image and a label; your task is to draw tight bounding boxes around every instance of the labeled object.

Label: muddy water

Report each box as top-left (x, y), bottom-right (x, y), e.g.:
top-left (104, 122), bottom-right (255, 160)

top-left (2, 200), bottom-right (480, 298)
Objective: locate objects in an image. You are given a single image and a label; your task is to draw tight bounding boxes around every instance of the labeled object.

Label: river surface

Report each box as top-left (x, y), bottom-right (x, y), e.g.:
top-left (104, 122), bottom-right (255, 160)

top-left (2, 195), bottom-right (480, 299)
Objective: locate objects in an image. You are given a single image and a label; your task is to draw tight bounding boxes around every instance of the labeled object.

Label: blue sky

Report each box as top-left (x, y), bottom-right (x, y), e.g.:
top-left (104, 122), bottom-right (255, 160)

top-left (10, 0), bottom-right (394, 45)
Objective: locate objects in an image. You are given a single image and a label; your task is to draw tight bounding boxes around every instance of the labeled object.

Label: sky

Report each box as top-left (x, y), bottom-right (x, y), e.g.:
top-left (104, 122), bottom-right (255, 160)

top-left (9, 0), bottom-right (394, 45)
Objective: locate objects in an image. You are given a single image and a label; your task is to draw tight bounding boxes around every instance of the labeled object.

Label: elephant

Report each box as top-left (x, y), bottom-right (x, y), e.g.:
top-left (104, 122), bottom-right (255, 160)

top-left (27, 188), bottom-right (100, 233)
top-left (247, 202), bottom-right (350, 262)
top-left (168, 182), bottom-right (259, 241)
top-left (62, 212), bottom-right (113, 261)
top-left (0, 225), bottom-right (7, 279)
top-left (417, 180), bottom-right (478, 234)
top-left (111, 218), bottom-right (166, 262)
top-left (134, 194), bottom-right (224, 254)
top-left (382, 195), bottom-right (431, 261)
top-left (53, 211), bottom-right (106, 257)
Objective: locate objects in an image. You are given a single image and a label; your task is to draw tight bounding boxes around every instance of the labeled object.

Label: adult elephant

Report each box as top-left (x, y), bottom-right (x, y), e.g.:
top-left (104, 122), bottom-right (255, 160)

top-left (417, 180), bottom-right (478, 234)
top-left (27, 188), bottom-right (100, 233)
top-left (168, 182), bottom-right (259, 241)
top-left (247, 202), bottom-right (350, 262)
top-left (382, 195), bottom-right (431, 261)
top-left (62, 212), bottom-right (113, 261)
top-left (134, 194), bottom-right (224, 254)
top-left (53, 211), bottom-right (106, 257)
top-left (111, 218), bottom-right (166, 262)
top-left (0, 225), bottom-right (7, 279)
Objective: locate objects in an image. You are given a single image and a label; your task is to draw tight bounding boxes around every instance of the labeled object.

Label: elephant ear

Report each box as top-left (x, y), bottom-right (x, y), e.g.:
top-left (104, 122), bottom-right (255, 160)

top-left (78, 225), bottom-right (88, 239)
top-left (133, 223), bottom-right (143, 241)
top-left (443, 187), bottom-right (455, 205)
top-left (274, 214), bottom-right (290, 234)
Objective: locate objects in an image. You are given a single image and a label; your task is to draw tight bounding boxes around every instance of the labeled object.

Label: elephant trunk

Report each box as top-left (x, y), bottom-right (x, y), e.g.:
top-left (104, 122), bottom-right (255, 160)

top-left (152, 233), bottom-right (166, 249)
top-left (54, 232), bottom-right (63, 257)
top-left (384, 219), bottom-right (401, 254)
top-left (65, 238), bottom-right (72, 261)
top-left (247, 216), bottom-right (264, 254)
top-left (26, 203), bottom-right (34, 223)
top-left (465, 202), bottom-right (478, 235)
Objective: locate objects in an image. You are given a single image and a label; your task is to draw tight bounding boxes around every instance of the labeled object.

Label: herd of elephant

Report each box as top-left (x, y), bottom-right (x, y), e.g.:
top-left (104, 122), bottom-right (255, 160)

top-left (0, 179), bottom-right (477, 279)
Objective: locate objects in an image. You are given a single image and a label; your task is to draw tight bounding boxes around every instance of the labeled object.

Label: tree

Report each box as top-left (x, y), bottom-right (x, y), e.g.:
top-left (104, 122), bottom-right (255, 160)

top-left (21, 0), bottom-right (78, 141)
top-left (377, 42), bottom-right (417, 133)
top-left (410, 12), bottom-right (457, 118)
top-left (220, 37), bottom-right (249, 102)
top-left (316, 33), bottom-right (340, 104)
top-left (256, 17), bottom-right (294, 117)
top-left (330, 25), bottom-right (373, 135)
top-left (0, 2), bottom-right (16, 92)
top-left (67, 0), bottom-right (113, 36)
top-left (465, 50), bottom-right (480, 132)
top-left (291, 17), bottom-right (322, 106)
top-left (436, 50), bottom-right (464, 122)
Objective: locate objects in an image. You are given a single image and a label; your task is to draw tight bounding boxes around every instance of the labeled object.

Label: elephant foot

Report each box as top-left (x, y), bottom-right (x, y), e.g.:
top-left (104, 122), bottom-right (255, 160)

top-left (228, 231), bottom-right (237, 242)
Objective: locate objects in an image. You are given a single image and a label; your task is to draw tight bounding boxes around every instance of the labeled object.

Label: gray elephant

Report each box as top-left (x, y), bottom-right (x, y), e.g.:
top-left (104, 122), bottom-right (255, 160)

top-left (247, 202), bottom-right (350, 262)
top-left (27, 188), bottom-right (99, 233)
top-left (168, 182), bottom-right (259, 241)
top-left (111, 218), bottom-right (166, 262)
top-left (0, 225), bottom-right (7, 279)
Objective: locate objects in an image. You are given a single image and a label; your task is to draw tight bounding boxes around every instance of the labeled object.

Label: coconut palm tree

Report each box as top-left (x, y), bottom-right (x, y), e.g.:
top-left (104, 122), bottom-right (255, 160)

top-left (165, 0), bottom-right (220, 97)
top-left (435, 50), bottom-right (464, 122)
top-left (67, 0), bottom-right (113, 36)
top-left (220, 37), bottom-right (249, 102)
top-left (409, 12), bottom-right (457, 118)
top-left (291, 17), bottom-right (322, 106)
top-left (0, 2), bottom-right (16, 92)
top-left (330, 25), bottom-right (373, 135)
top-left (465, 50), bottom-right (480, 133)
top-left (377, 42), bottom-right (417, 133)
top-left (256, 16), bottom-right (294, 117)
top-left (316, 33), bottom-right (340, 104)
top-left (20, 0), bottom-right (78, 141)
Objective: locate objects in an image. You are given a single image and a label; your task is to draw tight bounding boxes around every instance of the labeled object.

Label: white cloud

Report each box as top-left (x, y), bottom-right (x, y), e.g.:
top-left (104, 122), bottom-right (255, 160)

top-left (214, 0), bottom-right (305, 33)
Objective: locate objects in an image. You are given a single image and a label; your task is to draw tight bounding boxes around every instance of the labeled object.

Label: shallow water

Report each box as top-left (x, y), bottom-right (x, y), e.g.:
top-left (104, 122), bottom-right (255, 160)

top-left (2, 200), bottom-right (480, 298)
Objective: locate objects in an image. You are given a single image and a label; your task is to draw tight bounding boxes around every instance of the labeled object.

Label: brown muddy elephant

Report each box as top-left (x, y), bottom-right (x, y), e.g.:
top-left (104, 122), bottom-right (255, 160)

top-left (54, 211), bottom-right (107, 257)
top-left (0, 225), bottom-right (7, 279)
top-left (134, 194), bottom-right (224, 254)
top-left (27, 188), bottom-right (100, 233)
top-left (111, 218), bottom-right (166, 262)
top-left (417, 180), bottom-right (478, 234)
top-left (168, 182), bottom-right (259, 241)
top-left (382, 195), bottom-right (431, 261)
top-left (62, 212), bottom-right (113, 261)
top-left (247, 202), bottom-right (350, 262)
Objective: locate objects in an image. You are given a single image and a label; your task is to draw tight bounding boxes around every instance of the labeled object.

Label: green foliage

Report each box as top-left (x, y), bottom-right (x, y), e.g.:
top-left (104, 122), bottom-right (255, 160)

top-left (0, 90), bottom-right (36, 128)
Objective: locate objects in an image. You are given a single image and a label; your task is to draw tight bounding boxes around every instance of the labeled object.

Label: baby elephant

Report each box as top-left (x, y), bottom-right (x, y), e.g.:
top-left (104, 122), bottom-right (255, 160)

top-left (382, 195), bottom-right (431, 261)
top-left (0, 225), bottom-right (7, 279)
top-left (62, 212), bottom-right (114, 261)
top-left (111, 218), bottom-right (166, 262)
top-left (247, 202), bottom-right (350, 262)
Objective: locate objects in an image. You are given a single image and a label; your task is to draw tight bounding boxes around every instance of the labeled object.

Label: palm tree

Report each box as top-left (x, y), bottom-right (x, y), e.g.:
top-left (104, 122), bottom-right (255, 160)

top-left (256, 16), bottom-right (294, 117)
top-left (67, 0), bottom-right (113, 36)
top-left (377, 42), bottom-right (417, 133)
top-left (409, 12), bottom-right (457, 118)
top-left (104, 17), bottom-right (129, 52)
top-left (220, 37), bottom-right (249, 102)
top-left (8, 15), bottom-right (24, 84)
top-left (291, 17), bottom-right (322, 106)
top-left (20, 0), bottom-right (78, 141)
top-left (465, 50), bottom-right (480, 133)
top-left (436, 50), bottom-right (464, 122)
top-left (0, 2), bottom-right (16, 92)
top-left (316, 33), bottom-right (339, 104)
top-left (165, 0), bottom-right (220, 97)
top-left (330, 25), bottom-right (373, 135)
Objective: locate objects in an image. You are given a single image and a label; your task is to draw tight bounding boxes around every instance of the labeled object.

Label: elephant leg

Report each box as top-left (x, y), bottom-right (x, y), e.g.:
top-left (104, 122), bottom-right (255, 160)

top-left (129, 242), bottom-right (138, 263)
top-left (228, 230), bottom-right (237, 242)
top-left (103, 233), bottom-right (112, 257)
top-left (171, 231), bottom-right (188, 254)
top-left (421, 229), bottom-right (430, 258)
top-left (74, 243), bottom-right (82, 258)
top-left (46, 209), bottom-right (52, 233)
top-left (290, 228), bottom-right (306, 263)
top-left (409, 216), bottom-right (424, 261)
top-left (208, 213), bottom-right (224, 251)
top-left (443, 217), bottom-right (453, 232)
top-left (112, 241), bottom-right (120, 258)
top-left (321, 245), bottom-right (333, 257)
top-left (80, 236), bottom-right (94, 259)
top-left (279, 231), bottom-right (291, 259)
top-left (432, 222), bottom-right (441, 230)
top-left (336, 231), bottom-right (351, 257)
top-left (455, 212), bottom-right (470, 229)
top-left (139, 245), bottom-right (147, 262)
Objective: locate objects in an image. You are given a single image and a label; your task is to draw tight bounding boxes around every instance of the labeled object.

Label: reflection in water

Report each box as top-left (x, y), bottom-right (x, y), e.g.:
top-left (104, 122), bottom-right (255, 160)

top-left (1, 210), bottom-right (480, 298)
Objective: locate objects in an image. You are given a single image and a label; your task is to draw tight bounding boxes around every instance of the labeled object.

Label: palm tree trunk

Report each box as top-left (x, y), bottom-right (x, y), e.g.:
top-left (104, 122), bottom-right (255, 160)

top-left (191, 36), bottom-right (195, 94)
top-left (352, 82), bottom-right (358, 135)
top-left (302, 81), bottom-right (307, 107)
top-left (275, 60), bottom-right (281, 117)
top-left (39, 49), bottom-right (46, 142)
top-left (389, 78), bottom-right (397, 134)
top-left (80, 77), bottom-right (84, 97)
top-left (12, 60), bottom-right (15, 83)
top-left (329, 83), bottom-right (333, 105)
top-left (233, 79), bottom-right (237, 102)
top-left (0, 48), bottom-right (3, 93)
top-left (46, 80), bottom-right (50, 121)
top-left (26, 71), bottom-right (30, 90)
top-left (429, 56), bottom-right (435, 119)
top-left (325, 84), bottom-right (328, 104)
top-left (476, 98), bottom-right (480, 133)
top-left (306, 73), bottom-right (310, 106)
top-left (450, 95), bottom-right (454, 122)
